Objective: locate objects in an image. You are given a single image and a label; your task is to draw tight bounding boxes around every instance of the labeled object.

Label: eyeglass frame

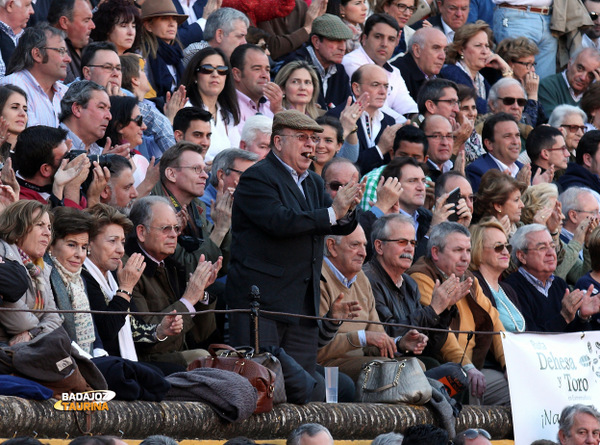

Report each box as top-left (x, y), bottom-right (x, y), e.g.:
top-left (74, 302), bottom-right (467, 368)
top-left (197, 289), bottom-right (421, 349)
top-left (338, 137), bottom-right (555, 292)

top-left (379, 238), bottom-right (418, 247)
top-left (561, 124), bottom-right (585, 133)
top-left (485, 242), bottom-right (513, 254)
top-left (145, 224), bottom-right (181, 235)
top-left (87, 63), bottom-right (122, 72)
top-left (279, 133), bottom-right (321, 144)
top-left (41, 46), bottom-right (69, 56)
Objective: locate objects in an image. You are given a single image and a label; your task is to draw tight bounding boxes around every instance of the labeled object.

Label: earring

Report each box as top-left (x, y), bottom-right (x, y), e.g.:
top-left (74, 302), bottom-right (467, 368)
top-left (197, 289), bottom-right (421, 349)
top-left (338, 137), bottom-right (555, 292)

top-left (460, 53), bottom-right (464, 60)
top-left (282, 94), bottom-right (286, 99)
top-left (341, 13), bottom-right (345, 18)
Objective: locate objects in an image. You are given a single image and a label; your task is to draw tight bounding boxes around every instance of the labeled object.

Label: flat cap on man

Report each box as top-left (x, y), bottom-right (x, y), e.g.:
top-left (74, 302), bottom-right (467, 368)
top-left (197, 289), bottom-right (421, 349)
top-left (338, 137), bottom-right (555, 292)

top-left (272, 110), bottom-right (324, 133)
top-left (311, 14), bottom-right (354, 40)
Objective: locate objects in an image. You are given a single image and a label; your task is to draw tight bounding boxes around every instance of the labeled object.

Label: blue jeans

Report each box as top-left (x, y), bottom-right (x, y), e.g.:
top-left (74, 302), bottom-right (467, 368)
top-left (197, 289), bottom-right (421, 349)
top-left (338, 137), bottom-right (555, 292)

top-left (493, 7), bottom-right (557, 79)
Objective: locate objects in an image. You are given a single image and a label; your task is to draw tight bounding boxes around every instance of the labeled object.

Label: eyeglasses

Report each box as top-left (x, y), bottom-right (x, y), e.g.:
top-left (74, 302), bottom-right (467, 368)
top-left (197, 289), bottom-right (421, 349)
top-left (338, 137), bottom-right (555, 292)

top-left (87, 64), bottom-right (122, 72)
top-left (146, 224), bottom-right (181, 235)
top-left (392, 2), bottom-right (417, 13)
top-left (487, 242), bottom-right (512, 253)
top-left (42, 46), bottom-right (69, 56)
top-left (227, 167), bottom-right (244, 175)
top-left (195, 64), bottom-right (229, 75)
top-left (590, 11), bottom-right (600, 20)
top-left (380, 238), bottom-right (418, 247)
top-left (326, 181), bottom-right (348, 191)
top-left (435, 98), bottom-right (459, 106)
top-left (523, 242), bottom-right (556, 253)
top-left (257, 42), bottom-right (269, 51)
top-left (513, 60), bottom-right (537, 69)
top-left (462, 429), bottom-right (492, 440)
top-left (561, 124), bottom-right (585, 133)
top-left (545, 145), bottom-right (570, 154)
top-left (425, 134), bottom-right (456, 141)
top-left (574, 209), bottom-right (599, 215)
top-left (280, 133), bottom-right (321, 144)
top-left (498, 97), bottom-right (527, 107)
top-left (176, 165), bottom-right (205, 175)
top-left (131, 115), bottom-right (143, 127)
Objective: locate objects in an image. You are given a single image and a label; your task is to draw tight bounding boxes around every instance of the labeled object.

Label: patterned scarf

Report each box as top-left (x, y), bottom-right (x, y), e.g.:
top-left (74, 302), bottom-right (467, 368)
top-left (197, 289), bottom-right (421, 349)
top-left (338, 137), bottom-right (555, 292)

top-left (17, 246), bottom-right (44, 310)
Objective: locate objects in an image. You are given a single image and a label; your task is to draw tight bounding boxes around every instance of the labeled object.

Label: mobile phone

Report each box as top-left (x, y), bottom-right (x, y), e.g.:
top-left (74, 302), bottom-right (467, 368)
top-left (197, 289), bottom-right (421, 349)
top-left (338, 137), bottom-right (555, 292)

top-left (446, 187), bottom-right (461, 222)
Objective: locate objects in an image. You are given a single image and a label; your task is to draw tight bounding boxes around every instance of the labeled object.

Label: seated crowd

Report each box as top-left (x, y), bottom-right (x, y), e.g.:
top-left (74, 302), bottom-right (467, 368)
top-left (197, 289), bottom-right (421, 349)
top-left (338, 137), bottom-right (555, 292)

top-left (1, 0), bottom-right (600, 411)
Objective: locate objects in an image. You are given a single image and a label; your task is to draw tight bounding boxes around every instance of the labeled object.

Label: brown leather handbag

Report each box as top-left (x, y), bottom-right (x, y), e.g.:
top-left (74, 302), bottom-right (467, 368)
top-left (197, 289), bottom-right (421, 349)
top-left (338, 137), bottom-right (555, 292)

top-left (187, 344), bottom-right (276, 413)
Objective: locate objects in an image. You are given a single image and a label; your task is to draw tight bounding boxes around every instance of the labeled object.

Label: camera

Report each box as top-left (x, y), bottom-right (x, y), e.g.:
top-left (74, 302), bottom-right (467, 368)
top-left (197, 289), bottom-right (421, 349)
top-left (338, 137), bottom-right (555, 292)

top-left (63, 150), bottom-right (118, 190)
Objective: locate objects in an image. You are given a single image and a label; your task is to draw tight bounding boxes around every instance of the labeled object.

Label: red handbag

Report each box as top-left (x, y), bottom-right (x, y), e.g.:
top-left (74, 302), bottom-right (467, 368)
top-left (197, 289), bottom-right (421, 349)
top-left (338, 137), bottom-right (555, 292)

top-left (187, 344), bottom-right (276, 413)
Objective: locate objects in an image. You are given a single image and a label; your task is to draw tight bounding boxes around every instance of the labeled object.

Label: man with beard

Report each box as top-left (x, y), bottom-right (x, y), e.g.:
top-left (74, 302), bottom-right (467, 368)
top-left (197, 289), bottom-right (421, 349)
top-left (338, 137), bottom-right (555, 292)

top-left (583, 0), bottom-right (600, 50)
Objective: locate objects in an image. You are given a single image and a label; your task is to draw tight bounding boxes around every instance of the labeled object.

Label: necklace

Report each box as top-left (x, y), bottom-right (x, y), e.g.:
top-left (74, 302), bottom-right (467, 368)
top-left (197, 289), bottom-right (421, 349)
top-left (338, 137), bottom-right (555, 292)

top-left (483, 276), bottom-right (526, 333)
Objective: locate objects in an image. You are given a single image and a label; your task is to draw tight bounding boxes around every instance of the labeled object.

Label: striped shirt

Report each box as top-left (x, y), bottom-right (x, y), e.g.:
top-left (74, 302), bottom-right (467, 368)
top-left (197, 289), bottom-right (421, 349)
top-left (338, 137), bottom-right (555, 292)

top-left (0, 70), bottom-right (68, 127)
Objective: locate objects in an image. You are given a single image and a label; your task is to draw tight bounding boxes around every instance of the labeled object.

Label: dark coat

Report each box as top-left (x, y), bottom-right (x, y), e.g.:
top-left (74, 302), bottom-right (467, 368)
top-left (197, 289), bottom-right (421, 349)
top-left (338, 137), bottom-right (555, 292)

top-left (412, 14), bottom-right (444, 31)
top-left (392, 52), bottom-right (426, 102)
top-left (439, 63), bottom-right (490, 115)
top-left (225, 151), bottom-right (358, 321)
top-left (172, 0), bottom-right (205, 47)
top-left (465, 153), bottom-right (524, 193)
top-left (557, 162), bottom-right (600, 195)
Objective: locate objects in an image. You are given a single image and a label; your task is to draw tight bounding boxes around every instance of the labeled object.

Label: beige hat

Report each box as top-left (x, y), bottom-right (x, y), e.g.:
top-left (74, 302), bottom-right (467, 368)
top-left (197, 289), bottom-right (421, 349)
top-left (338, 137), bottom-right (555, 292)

top-left (272, 110), bottom-right (324, 133)
top-left (141, 0), bottom-right (188, 24)
top-left (311, 14), bottom-right (353, 40)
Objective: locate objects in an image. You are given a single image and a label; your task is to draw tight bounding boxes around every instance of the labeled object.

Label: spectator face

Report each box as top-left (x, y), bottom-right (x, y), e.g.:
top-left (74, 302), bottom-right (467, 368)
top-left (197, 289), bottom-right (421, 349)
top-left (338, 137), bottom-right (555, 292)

top-left (431, 231), bottom-right (471, 277)
top-left (85, 49), bottom-right (122, 90)
top-left (219, 20), bottom-right (248, 58)
top-left (490, 83), bottom-right (526, 122)
top-left (361, 22), bottom-right (398, 66)
top-left (485, 120), bottom-right (521, 166)
top-left (327, 225), bottom-right (367, 279)
top-left (516, 230), bottom-right (557, 280)
top-left (392, 140), bottom-right (426, 162)
top-left (137, 202), bottom-right (179, 260)
top-left (323, 162), bottom-right (359, 199)
top-left (284, 68), bottom-right (314, 110)
top-left (340, 0), bottom-right (368, 26)
top-left (494, 188), bottom-right (523, 224)
top-left (67, 0), bottom-right (95, 50)
top-left (37, 34), bottom-right (71, 81)
top-left (444, 175), bottom-right (474, 213)
top-left (375, 220), bottom-right (416, 274)
top-left (459, 96), bottom-right (477, 124)
top-left (543, 135), bottom-right (569, 170)
top-left (567, 191), bottom-right (600, 229)
top-left (397, 164), bottom-right (426, 212)
top-left (166, 149), bottom-right (209, 198)
top-left (241, 131), bottom-right (270, 160)
top-left (9, 0), bottom-right (34, 34)
top-left (438, 0), bottom-right (469, 31)
top-left (383, 0), bottom-right (416, 29)
top-left (566, 50), bottom-right (600, 95)
top-left (117, 105), bottom-right (147, 148)
top-left (461, 31), bottom-right (491, 73)
top-left (233, 49), bottom-right (270, 102)
top-left (480, 227), bottom-right (510, 273)
top-left (218, 157), bottom-right (256, 191)
top-left (51, 232), bottom-right (89, 273)
top-left (108, 19), bottom-right (136, 54)
top-left (559, 113), bottom-right (586, 152)
top-left (18, 210), bottom-right (51, 260)
top-left (88, 223), bottom-right (126, 275)
top-left (412, 29), bottom-right (447, 77)
top-left (586, 0), bottom-right (600, 39)
top-left (75, 90), bottom-right (112, 144)
top-left (424, 115), bottom-right (453, 167)
top-left (509, 55), bottom-right (536, 82)
top-left (352, 65), bottom-right (389, 111)
top-left (558, 412), bottom-right (600, 445)
top-left (312, 37), bottom-right (346, 67)
top-left (273, 129), bottom-right (319, 175)
top-left (426, 87), bottom-right (459, 125)
top-left (315, 125), bottom-right (341, 168)
top-left (2, 92), bottom-right (27, 136)
top-left (174, 119), bottom-right (211, 151)
top-left (196, 53), bottom-right (227, 100)
top-left (144, 16), bottom-right (177, 42)
top-left (105, 168), bottom-right (138, 210)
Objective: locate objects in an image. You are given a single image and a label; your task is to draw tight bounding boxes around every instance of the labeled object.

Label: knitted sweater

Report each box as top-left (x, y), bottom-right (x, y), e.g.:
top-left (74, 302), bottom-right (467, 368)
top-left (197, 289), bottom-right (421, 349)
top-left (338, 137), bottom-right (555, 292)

top-left (538, 73), bottom-right (578, 117)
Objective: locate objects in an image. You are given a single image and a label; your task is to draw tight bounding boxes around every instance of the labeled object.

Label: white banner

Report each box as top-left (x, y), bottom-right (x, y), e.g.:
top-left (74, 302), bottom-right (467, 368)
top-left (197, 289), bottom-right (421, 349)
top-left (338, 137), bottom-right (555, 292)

top-left (502, 331), bottom-right (600, 445)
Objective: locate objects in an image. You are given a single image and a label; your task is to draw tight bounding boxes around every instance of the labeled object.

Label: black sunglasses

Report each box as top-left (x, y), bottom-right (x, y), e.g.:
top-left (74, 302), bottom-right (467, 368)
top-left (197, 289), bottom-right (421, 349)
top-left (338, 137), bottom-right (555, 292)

top-left (490, 243), bottom-right (512, 254)
top-left (195, 64), bottom-right (229, 75)
top-left (131, 115), bottom-right (143, 127)
top-left (327, 181), bottom-right (345, 191)
top-left (498, 96), bottom-right (527, 107)
top-left (591, 11), bottom-right (600, 20)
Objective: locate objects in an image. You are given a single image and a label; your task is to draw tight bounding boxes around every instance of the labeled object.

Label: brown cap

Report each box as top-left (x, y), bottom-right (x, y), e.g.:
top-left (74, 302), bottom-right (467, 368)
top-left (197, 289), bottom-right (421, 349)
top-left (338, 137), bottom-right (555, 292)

top-left (311, 14), bottom-right (353, 40)
top-left (272, 110), bottom-right (324, 133)
top-left (141, 0), bottom-right (188, 25)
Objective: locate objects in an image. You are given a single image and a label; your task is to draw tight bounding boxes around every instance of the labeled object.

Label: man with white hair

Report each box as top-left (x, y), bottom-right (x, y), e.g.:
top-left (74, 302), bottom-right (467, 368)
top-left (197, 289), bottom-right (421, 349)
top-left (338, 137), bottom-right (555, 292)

top-left (504, 224), bottom-right (599, 332)
top-left (557, 404), bottom-right (600, 445)
top-left (0, 0), bottom-right (34, 75)
top-left (549, 105), bottom-right (587, 159)
top-left (198, 7), bottom-right (249, 59)
top-left (240, 114), bottom-right (272, 160)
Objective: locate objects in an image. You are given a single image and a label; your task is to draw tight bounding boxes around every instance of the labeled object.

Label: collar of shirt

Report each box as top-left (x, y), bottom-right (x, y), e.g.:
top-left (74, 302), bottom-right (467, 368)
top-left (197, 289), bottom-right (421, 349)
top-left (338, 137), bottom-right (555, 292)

top-left (273, 152), bottom-right (310, 194)
top-left (583, 34), bottom-right (600, 51)
top-left (440, 18), bottom-right (455, 43)
top-left (518, 266), bottom-right (554, 297)
top-left (60, 122), bottom-right (103, 155)
top-left (561, 227), bottom-right (574, 242)
top-left (488, 153), bottom-right (519, 177)
top-left (177, 0), bottom-right (198, 24)
top-left (307, 45), bottom-right (335, 79)
top-left (398, 207), bottom-right (420, 235)
top-left (427, 158), bottom-right (453, 172)
top-left (0, 21), bottom-right (21, 44)
top-left (236, 89), bottom-right (269, 115)
top-left (324, 257), bottom-right (357, 289)
top-left (137, 241), bottom-right (165, 267)
top-left (562, 70), bottom-right (584, 102)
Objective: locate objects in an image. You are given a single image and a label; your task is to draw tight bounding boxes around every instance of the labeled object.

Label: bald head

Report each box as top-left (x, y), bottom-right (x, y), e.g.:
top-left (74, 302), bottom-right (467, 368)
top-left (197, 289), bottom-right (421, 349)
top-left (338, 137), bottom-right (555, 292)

top-left (351, 64), bottom-right (389, 112)
top-left (409, 27), bottom-right (448, 77)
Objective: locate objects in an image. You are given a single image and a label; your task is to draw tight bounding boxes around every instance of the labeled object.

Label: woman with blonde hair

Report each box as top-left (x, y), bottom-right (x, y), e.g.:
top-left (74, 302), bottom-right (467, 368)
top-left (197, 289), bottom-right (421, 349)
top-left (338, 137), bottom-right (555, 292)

top-left (274, 60), bottom-right (322, 119)
top-left (440, 21), bottom-right (512, 114)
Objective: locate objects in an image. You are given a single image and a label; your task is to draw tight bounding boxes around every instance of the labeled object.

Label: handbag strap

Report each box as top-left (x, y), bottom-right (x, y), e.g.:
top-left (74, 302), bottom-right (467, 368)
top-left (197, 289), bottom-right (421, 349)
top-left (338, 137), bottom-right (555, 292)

top-left (208, 343), bottom-right (245, 358)
top-left (361, 360), bottom-right (407, 393)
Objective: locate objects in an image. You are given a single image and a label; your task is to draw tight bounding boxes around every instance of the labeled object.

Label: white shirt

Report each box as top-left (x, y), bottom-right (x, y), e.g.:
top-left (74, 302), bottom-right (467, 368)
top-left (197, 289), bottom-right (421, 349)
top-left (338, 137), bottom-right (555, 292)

top-left (440, 18), bottom-right (455, 43)
top-left (489, 153), bottom-right (520, 177)
top-left (342, 46), bottom-right (418, 117)
top-left (582, 34), bottom-right (600, 51)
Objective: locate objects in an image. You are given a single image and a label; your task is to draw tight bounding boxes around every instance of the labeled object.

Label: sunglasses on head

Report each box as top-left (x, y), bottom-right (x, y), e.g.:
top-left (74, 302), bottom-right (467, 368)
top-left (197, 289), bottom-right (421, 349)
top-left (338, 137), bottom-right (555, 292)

top-left (498, 97), bottom-right (527, 107)
top-left (195, 64), bottom-right (229, 75)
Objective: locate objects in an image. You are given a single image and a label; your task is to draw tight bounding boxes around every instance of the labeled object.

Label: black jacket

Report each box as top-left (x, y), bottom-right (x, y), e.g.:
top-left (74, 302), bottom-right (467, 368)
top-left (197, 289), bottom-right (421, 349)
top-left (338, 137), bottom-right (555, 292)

top-left (392, 52), bottom-right (426, 102)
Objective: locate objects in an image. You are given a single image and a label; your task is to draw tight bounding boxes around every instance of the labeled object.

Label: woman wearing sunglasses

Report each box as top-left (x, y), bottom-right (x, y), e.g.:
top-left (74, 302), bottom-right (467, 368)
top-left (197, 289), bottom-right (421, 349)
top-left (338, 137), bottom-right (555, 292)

top-left (469, 218), bottom-right (525, 333)
top-left (181, 47), bottom-right (241, 163)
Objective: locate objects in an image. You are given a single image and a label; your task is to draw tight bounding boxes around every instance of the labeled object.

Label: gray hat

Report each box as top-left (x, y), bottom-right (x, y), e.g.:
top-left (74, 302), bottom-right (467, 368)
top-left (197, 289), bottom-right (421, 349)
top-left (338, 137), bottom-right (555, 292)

top-left (311, 14), bottom-right (353, 40)
top-left (272, 110), bottom-right (324, 133)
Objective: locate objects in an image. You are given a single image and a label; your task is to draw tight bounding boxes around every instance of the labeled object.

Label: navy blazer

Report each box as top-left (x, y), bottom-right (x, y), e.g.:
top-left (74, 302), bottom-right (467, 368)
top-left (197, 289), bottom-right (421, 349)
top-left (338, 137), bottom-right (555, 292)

top-left (225, 151), bottom-right (358, 321)
top-left (439, 63), bottom-right (489, 115)
top-left (327, 102), bottom-right (396, 175)
top-left (412, 14), bottom-right (444, 31)
top-left (465, 153), bottom-right (524, 193)
top-left (392, 52), bottom-right (425, 103)
top-left (172, 0), bottom-right (205, 47)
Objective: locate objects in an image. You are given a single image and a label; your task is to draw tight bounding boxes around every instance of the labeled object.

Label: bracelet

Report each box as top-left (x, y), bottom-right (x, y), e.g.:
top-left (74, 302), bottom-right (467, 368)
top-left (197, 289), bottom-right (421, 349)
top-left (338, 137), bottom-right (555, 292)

top-left (502, 70), bottom-right (514, 77)
top-left (349, 126), bottom-right (358, 135)
top-left (154, 330), bottom-right (168, 342)
top-left (116, 289), bottom-right (133, 298)
top-left (577, 309), bottom-right (592, 323)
